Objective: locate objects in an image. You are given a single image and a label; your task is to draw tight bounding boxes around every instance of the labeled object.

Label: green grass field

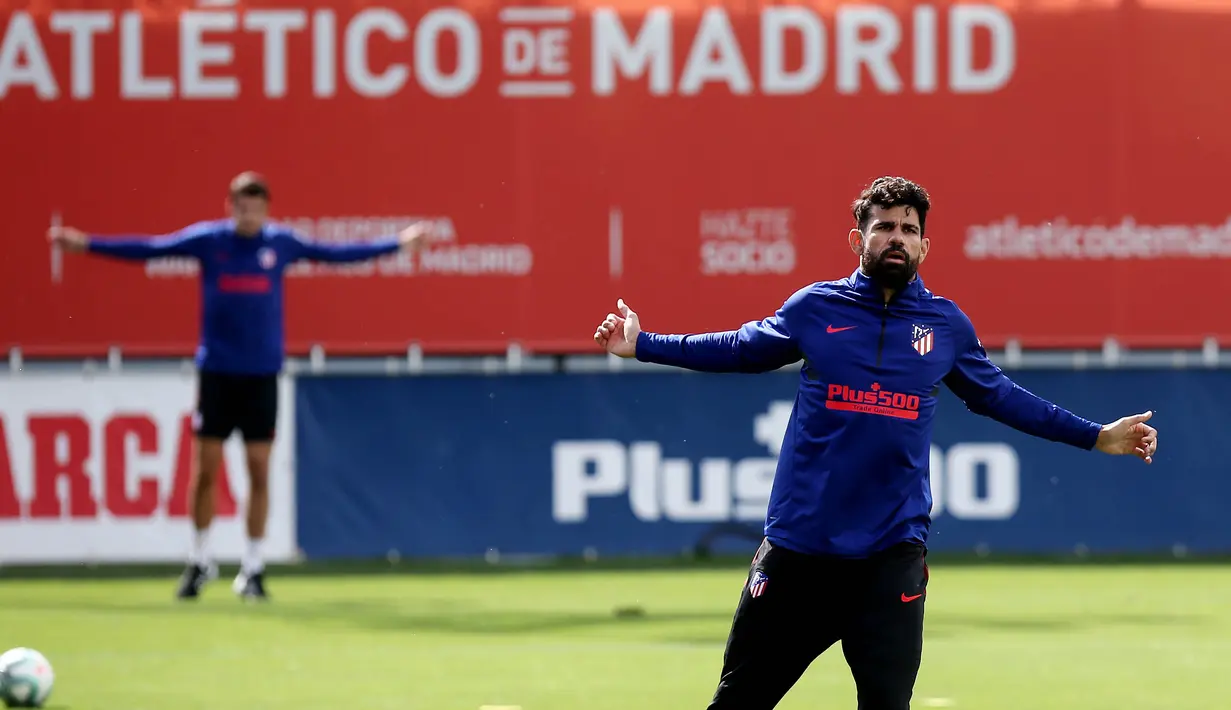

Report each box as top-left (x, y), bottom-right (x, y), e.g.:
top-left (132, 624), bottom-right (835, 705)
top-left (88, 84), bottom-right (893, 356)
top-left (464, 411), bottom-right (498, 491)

top-left (2, 563), bottom-right (1228, 709)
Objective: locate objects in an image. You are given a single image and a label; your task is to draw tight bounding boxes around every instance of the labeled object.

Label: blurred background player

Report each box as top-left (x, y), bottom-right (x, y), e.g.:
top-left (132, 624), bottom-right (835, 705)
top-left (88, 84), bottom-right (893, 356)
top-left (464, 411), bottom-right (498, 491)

top-left (46, 172), bottom-right (430, 602)
top-left (592, 176), bottom-right (1160, 710)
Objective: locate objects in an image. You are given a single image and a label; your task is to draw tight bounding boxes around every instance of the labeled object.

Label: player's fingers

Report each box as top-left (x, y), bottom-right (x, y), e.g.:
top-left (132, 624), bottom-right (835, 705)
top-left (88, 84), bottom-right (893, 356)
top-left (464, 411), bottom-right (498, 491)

top-left (617, 299), bottom-right (633, 317)
top-left (1126, 410), bottom-right (1153, 425)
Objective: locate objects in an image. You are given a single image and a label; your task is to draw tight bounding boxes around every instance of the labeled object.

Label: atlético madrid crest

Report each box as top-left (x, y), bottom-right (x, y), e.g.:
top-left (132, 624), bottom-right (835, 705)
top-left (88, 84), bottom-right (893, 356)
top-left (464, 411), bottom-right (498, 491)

top-left (749, 570), bottom-right (769, 598)
top-left (911, 325), bottom-right (935, 356)
top-left (258, 247), bottom-right (277, 270)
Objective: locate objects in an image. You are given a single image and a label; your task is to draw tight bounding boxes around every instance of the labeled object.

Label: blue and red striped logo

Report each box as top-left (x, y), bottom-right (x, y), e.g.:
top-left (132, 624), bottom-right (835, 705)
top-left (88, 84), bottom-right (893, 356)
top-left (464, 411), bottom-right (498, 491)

top-left (749, 570), bottom-right (769, 598)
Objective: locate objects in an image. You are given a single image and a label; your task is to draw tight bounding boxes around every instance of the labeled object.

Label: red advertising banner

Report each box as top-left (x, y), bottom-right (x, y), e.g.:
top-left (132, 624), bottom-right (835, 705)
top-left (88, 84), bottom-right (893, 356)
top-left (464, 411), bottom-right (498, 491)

top-left (2, 0), bottom-right (1229, 356)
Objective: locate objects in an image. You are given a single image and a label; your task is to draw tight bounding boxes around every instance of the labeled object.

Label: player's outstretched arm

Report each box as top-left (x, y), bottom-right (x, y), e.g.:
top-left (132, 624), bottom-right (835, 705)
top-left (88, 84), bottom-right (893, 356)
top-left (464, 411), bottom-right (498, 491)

top-left (942, 309), bottom-right (1158, 463)
top-left (48, 225), bottom-right (206, 261)
top-left (288, 223), bottom-right (430, 263)
top-left (592, 298), bottom-right (801, 374)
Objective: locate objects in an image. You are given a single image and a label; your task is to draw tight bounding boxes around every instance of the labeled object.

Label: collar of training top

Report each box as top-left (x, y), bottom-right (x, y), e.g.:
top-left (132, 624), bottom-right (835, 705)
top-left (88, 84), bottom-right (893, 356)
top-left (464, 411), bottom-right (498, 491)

top-left (850, 268), bottom-right (926, 302)
top-left (224, 219), bottom-right (269, 239)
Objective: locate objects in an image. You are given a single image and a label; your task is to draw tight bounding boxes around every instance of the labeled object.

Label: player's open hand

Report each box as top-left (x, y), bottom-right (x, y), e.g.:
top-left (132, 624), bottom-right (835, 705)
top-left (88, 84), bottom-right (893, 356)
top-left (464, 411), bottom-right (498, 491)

top-left (594, 299), bottom-right (640, 358)
top-left (47, 226), bottom-right (88, 252)
top-left (1095, 410), bottom-right (1158, 464)
top-left (398, 222), bottom-right (431, 252)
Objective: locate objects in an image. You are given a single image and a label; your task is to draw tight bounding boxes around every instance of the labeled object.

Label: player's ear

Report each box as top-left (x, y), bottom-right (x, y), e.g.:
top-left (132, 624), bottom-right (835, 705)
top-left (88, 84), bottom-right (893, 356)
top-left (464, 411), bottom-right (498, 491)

top-left (919, 236), bottom-right (930, 265)
top-left (848, 228), bottom-right (864, 255)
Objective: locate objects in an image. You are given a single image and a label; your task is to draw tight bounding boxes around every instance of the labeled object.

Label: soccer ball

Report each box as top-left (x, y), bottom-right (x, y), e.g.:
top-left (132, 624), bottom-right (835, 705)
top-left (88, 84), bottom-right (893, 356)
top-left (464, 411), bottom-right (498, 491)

top-left (0, 648), bottom-right (54, 708)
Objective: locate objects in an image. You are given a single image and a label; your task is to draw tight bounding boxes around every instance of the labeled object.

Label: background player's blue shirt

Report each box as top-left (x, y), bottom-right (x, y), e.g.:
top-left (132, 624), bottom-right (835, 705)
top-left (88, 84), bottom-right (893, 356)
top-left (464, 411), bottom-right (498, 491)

top-left (636, 268), bottom-right (1102, 558)
top-left (88, 219), bottom-right (401, 375)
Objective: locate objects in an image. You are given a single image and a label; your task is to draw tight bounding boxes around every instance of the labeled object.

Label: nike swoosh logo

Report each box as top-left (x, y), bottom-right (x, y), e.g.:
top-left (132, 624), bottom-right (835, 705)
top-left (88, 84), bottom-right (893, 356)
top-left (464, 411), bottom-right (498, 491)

top-left (901, 593), bottom-right (923, 602)
top-left (827, 325), bottom-right (857, 334)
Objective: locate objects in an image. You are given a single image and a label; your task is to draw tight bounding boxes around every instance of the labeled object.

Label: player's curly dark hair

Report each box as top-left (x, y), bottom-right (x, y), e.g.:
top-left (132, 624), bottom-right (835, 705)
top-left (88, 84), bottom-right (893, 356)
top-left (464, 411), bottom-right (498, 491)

top-left (852, 176), bottom-right (931, 236)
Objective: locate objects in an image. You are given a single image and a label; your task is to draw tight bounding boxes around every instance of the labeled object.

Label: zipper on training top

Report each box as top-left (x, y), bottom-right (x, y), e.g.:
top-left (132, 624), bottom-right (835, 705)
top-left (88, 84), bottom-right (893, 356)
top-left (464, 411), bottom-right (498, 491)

top-left (876, 301), bottom-right (889, 366)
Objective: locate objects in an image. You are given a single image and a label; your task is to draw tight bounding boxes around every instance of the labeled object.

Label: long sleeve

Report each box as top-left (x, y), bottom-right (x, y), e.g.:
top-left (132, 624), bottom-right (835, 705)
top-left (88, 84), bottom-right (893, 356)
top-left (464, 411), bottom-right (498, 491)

top-left (286, 232), bottom-right (401, 263)
top-left (635, 292), bottom-right (803, 374)
top-left (86, 228), bottom-right (209, 260)
top-left (943, 309), bottom-right (1101, 450)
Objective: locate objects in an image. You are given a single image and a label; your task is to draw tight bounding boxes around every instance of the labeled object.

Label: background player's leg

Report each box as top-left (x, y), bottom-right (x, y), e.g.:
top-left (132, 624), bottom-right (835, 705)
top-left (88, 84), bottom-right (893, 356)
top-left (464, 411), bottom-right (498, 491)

top-left (233, 374), bottom-right (279, 600)
top-left (177, 371), bottom-right (234, 600)
top-left (840, 544), bottom-right (928, 710)
top-left (241, 441), bottom-right (271, 575)
top-left (189, 437), bottom-right (226, 561)
top-left (707, 540), bottom-right (838, 710)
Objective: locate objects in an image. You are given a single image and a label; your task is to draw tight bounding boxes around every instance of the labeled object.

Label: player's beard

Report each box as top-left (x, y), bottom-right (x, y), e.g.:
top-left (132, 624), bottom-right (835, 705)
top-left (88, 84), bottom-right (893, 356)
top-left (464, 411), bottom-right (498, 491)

top-left (862, 245), bottom-right (918, 293)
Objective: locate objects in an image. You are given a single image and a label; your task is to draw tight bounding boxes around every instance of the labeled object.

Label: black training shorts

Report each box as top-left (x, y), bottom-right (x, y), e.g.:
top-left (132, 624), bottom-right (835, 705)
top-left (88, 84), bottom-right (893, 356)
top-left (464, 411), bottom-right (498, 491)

top-left (193, 370), bottom-right (279, 442)
top-left (707, 538), bottom-right (929, 710)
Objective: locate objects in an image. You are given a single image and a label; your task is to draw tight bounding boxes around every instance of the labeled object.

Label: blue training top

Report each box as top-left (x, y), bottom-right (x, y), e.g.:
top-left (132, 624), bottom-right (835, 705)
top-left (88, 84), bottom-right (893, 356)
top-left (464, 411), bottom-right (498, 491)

top-left (635, 268), bottom-right (1101, 558)
top-left (88, 219), bottom-right (401, 375)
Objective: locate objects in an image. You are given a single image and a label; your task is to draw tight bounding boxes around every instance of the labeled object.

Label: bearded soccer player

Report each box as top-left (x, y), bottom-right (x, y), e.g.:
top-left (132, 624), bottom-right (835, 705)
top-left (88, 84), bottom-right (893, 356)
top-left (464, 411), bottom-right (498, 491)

top-left (48, 172), bottom-right (429, 602)
top-left (592, 176), bottom-right (1159, 710)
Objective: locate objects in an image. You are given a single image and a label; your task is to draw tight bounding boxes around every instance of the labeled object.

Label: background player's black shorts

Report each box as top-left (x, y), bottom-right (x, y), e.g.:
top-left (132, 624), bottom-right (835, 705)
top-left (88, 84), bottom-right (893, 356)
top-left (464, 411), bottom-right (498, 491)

top-left (708, 538), bottom-right (929, 710)
top-left (194, 371), bottom-right (279, 442)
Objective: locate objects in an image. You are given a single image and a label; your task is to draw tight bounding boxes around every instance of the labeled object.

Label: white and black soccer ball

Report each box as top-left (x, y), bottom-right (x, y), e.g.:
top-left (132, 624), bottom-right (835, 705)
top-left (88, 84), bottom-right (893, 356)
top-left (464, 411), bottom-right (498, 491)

top-left (0, 648), bottom-right (54, 708)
